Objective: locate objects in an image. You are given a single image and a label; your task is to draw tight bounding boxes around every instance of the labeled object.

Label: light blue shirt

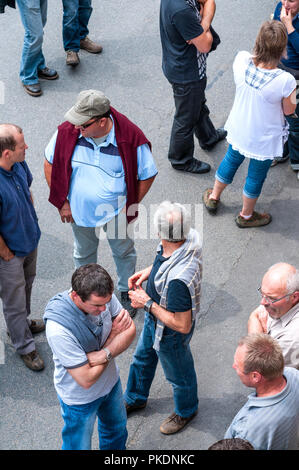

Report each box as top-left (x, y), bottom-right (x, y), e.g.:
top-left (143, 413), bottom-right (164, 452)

top-left (45, 119), bottom-right (158, 227)
top-left (225, 367), bottom-right (299, 450)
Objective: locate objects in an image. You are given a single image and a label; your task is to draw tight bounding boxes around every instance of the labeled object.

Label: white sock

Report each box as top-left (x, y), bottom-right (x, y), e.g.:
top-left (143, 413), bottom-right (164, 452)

top-left (239, 212), bottom-right (252, 220)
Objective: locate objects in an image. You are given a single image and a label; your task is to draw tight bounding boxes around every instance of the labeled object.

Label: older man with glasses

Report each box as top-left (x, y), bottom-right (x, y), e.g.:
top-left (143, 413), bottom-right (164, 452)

top-left (44, 90), bottom-right (158, 318)
top-left (248, 262), bottom-right (299, 369)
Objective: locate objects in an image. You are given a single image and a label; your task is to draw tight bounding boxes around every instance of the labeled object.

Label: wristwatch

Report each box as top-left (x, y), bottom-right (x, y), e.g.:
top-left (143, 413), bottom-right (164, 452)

top-left (144, 299), bottom-right (154, 313)
top-left (103, 347), bottom-right (113, 362)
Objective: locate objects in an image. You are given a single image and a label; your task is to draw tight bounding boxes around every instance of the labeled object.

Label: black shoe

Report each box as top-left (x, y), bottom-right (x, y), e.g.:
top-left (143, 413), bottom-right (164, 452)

top-left (172, 159), bottom-right (211, 174)
top-left (200, 128), bottom-right (227, 150)
top-left (120, 291), bottom-right (137, 318)
top-left (125, 400), bottom-right (147, 416)
top-left (23, 83), bottom-right (42, 97)
top-left (38, 67), bottom-right (59, 80)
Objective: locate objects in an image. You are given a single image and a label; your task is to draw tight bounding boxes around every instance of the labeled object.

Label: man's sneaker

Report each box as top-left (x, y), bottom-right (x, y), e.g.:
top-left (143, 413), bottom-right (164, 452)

top-left (203, 188), bottom-right (219, 214)
top-left (37, 67), bottom-right (59, 80)
top-left (66, 50), bottom-right (80, 66)
top-left (125, 401), bottom-right (147, 416)
top-left (235, 211), bottom-right (272, 228)
top-left (29, 319), bottom-right (45, 335)
top-left (121, 291), bottom-right (137, 318)
top-left (20, 350), bottom-right (44, 371)
top-left (200, 128), bottom-right (227, 150)
top-left (160, 411), bottom-right (197, 435)
top-left (80, 36), bottom-right (103, 54)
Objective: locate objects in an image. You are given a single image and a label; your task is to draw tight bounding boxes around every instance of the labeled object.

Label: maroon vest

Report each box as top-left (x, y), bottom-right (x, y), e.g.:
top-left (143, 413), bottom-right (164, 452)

top-left (49, 107), bottom-right (151, 223)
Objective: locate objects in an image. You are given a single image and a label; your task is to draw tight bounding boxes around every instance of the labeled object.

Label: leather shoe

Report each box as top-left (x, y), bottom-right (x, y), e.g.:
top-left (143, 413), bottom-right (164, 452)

top-left (172, 159), bottom-right (211, 174)
top-left (200, 128), bottom-right (227, 150)
top-left (80, 36), bottom-right (103, 53)
top-left (125, 401), bottom-right (147, 415)
top-left (20, 350), bottom-right (44, 371)
top-left (66, 50), bottom-right (80, 66)
top-left (23, 83), bottom-right (42, 97)
top-left (38, 67), bottom-right (59, 80)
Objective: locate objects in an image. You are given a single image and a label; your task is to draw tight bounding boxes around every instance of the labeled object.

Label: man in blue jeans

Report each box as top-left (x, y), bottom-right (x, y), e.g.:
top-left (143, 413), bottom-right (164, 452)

top-left (124, 201), bottom-right (202, 434)
top-left (16, 0), bottom-right (59, 97)
top-left (44, 264), bottom-right (136, 450)
top-left (63, 0), bottom-right (103, 66)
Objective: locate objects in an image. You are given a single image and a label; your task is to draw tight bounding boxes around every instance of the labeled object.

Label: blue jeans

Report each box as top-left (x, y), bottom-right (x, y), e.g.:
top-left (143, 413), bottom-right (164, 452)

top-left (16, 0), bottom-right (47, 84)
top-left (124, 313), bottom-right (198, 418)
top-left (216, 145), bottom-right (272, 199)
top-left (71, 212), bottom-right (136, 292)
top-left (62, 0), bottom-right (92, 51)
top-left (58, 379), bottom-right (128, 450)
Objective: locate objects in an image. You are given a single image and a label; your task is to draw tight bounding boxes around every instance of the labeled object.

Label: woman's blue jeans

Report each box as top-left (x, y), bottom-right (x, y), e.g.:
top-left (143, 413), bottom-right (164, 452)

top-left (216, 145), bottom-right (272, 199)
top-left (16, 0), bottom-right (47, 84)
top-left (62, 0), bottom-right (92, 51)
top-left (124, 313), bottom-right (198, 418)
top-left (58, 379), bottom-right (128, 450)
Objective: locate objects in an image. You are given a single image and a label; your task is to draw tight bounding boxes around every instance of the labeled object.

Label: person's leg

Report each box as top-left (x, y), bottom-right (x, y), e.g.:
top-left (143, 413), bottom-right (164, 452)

top-left (78, 0), bottom-right (93, 40)
top-left (104, 212), bottom-right (136, 292)
top-left (158, 324), bottom-right (198, 418)
top-left (16, 0), bottom-right (46, 84)
top-left (58, 396), bottom-right (98, 450)
top-left (210, 145), bottom-right (245, 200)
top-left (97, 379), bottom-right (128, 450)
top-left (193, 78), bottom-right (220, 149)
top-left (0, 255), bottom-right (35, 354)
top-left (62, 0), bottom-right (80, 51)
top-left (71, 223), bottom-right (99, 268)
top-left (23, 249), bottom-right (38, 322)
top-left (287, 99), bottom-right (299, 171)
top-left (124, 314), bottom-right (159, 406)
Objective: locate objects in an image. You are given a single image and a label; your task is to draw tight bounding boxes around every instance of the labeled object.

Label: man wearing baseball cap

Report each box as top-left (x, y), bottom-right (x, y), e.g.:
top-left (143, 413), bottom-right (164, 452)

top-left (44, 90), bottom-right (158, 318)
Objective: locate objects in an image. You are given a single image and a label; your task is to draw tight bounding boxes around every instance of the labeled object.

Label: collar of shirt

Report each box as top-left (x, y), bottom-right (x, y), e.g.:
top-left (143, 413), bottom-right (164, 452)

top-left (80, 116), bottom-right (116, 149)
top-left (268, 302), bottom-right (299, 330)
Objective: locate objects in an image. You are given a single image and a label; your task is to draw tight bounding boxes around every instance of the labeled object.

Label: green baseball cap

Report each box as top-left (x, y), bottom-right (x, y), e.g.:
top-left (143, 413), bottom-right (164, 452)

top-left (64, 89), bottom-right (111, 125)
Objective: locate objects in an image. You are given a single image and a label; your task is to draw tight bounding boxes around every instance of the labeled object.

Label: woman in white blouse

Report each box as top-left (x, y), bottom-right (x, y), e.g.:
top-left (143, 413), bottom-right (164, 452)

top-left (203, 20), bottom-right (297, 228)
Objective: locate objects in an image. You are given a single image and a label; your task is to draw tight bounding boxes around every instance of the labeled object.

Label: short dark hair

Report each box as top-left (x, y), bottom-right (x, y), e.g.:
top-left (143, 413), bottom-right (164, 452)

top-left (0, 124), bottom-right (23, 157)
top-left (208, 438), bottom-right (254, 450)
top-left (71, 264), bottom-right (114, 302)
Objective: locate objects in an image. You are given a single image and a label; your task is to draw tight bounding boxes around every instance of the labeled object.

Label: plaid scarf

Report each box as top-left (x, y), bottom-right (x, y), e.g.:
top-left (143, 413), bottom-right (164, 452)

top-left (185, 0), bottom-right (207, 79)
top-left (245, 60), bottom-right (283, 90)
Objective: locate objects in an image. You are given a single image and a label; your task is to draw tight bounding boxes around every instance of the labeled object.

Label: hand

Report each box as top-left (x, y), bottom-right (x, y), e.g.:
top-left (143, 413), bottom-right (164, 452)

top-left (59, 200), bottom-right (74, 223)
top-left (0, 246), bottom-right (14, 261)
top-left (280, 6), bottom-right (295, 31)
top-left (86, 349), bottom-right (107, 367)
top-left (128, 266), bottom-right (152, 289)
top-left (128, 287), bottom-right (150, 309)
top-left (111, 309), bottom-right (133, 337)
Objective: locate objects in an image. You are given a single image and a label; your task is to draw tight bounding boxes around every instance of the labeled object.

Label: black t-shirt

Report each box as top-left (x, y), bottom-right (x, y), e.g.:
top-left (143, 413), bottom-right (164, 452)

top-left (160, 0), bottom-right (204, 84)
top-left (146, 248), bottom-right (192, 313)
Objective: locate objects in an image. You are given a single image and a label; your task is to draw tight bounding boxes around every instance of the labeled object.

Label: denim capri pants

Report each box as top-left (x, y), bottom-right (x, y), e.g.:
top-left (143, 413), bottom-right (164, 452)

top-left (215, 145), bottom-right (272, 199)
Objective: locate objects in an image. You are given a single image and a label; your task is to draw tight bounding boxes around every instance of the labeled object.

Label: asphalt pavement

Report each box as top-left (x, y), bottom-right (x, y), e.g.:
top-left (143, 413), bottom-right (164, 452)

top-left (1, 0), bottom-right (298, 451)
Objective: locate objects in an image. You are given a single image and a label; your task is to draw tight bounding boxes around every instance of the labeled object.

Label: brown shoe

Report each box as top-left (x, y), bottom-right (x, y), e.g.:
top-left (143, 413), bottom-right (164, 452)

top-left (29, 319), bottom-right (45, 335)
top-left (203, 188), bottom-right (219, 214)
top-left (66, 50), bottom-right (80, 66)
top-left (160, 411), bottom-right (197, 435)
top-left (235, 211), bottom-right (272, 228)
top-left (125, 401), bottom-right (147, 416)
top-left (80, 36), bottom-right (103, 54)
top-left (23, 83), bottom-right (42, 97)
top-left (20, 350), bottom-right (44, 371)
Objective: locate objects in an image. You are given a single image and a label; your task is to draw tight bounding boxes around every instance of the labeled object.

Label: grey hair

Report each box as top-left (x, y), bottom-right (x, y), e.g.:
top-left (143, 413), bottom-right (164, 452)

top-left (286, 269), bottom-right (299, 294)
top-left (153, 201), bottom-right (191, 242)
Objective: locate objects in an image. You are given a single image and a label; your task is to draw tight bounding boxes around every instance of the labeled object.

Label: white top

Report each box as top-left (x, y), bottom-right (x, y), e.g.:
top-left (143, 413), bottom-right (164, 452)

top-left (224, 51), bottom-right (296, 160)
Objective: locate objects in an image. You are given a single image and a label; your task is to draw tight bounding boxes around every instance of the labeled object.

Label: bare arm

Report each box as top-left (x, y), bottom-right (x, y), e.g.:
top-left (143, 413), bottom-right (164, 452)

top-left (200, 0), bottom-right (216, 31)
top-left (248, 306), bottom-right (268, 334)
top-left (137, 175), bottom-right (156, 203)
top-left (283, 89), bottom-right (297, 116)
top-left (44, 159), bottom-right (74, 223)
top-left (44, 159), bottom-right (52, 188)
top-left (129, 286), bottom-right (192, 334)
top-left (189, 30), bottom-right (213, 53)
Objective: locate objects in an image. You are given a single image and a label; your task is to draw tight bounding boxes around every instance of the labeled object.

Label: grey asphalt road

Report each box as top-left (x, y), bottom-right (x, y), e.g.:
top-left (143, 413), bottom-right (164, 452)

top-left (0, 0), bottom-right (297, 451)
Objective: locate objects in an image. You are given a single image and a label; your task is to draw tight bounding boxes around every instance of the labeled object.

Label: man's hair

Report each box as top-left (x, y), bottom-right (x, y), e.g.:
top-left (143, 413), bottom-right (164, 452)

top-left (208, 438), bottom-right (254, 450)
top-left (238, 334), bottom-right (284, 380)
top-left (71, 264), bottom-right (114, 302)
top-left (286, 268), bottom-right (299, 294)
top-left (253, 20), bottom-right (288, 66)
top-left (0, 124), bottom-right (23, 157)
top-left (153, 201), bottom-right (191, 242)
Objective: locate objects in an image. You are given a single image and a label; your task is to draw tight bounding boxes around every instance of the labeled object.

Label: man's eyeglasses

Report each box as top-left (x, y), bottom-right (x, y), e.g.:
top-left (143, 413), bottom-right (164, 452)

top-left (80, 116), bottom-right (102, 129)
top-left (258, 287), bottom-right (295, 304)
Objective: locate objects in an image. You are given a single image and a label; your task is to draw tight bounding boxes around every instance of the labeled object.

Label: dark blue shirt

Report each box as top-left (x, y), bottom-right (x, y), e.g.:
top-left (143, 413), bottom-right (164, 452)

top-left (0, 161), bottom-right (41, 257)
top-left (274, 2), bottom-right (299, 70)
top-left (160, 0), bottom-right (204, 83)
top-left (146, 248), bottom-right (192, 312)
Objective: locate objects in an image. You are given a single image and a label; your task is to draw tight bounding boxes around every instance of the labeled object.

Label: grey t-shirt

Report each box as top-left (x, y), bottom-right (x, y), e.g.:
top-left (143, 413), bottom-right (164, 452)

top-left (46, 293), bottom-right (122, 405)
